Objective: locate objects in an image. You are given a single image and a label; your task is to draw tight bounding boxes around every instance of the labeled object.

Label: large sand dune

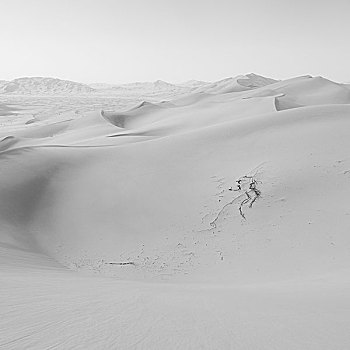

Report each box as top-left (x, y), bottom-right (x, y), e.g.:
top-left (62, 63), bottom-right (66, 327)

top-left (1, 74), bottom-right (350, 349)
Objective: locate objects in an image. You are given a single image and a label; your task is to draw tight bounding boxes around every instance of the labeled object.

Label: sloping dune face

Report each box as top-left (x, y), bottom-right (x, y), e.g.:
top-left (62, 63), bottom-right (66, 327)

top-left (1, 75), bottom-right (350, 349)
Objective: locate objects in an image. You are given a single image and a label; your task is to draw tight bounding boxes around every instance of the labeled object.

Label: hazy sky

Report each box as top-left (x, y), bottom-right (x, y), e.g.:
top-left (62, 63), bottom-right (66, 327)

top-left (1, 0), bottom-right (349, 83)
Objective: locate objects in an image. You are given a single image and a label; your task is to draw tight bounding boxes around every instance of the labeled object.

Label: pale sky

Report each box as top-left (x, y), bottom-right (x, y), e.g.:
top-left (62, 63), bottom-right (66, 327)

top-left (1, 0), bottom-right (349, 83)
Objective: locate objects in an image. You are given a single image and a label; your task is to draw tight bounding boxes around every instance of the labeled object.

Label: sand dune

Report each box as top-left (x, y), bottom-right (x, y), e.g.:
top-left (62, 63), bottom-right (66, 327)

top-left (194, 73), bottom-right (278, 94)
top-left (274, 76), bottom-right (350, 110)
top-left (1, 74), bottom-right (350, 349)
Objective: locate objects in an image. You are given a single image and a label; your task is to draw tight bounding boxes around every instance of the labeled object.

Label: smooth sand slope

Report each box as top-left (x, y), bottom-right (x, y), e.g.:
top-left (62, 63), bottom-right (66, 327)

top-left (1, 75), bottom-right (350, 349)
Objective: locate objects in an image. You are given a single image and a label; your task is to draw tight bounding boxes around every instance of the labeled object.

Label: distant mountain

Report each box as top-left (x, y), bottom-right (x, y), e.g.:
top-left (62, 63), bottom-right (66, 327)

top-left (0, 77), bottom-right (95, 95)
top-left (178, 80), bottom-right (208, 88)
top-left (114, 80), bottom-right (189, 94)
top-left (88, 79), bottom-right (191, 95)
top-left (0, 74), bottom-right (279, 96)
top-left (88, 83), bottom-right (117, 90)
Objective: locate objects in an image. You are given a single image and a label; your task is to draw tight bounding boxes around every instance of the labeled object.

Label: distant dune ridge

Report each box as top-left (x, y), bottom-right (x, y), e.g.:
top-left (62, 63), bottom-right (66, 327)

top-left (0, 73), bottom-right (276, 95)
top-left (89, 79), bottom-right (189, 94)
top-left (0, 77), bottom-right (95, 95)
top-left (1, 73), bottom-right (350, 349)
top-left (193, 73), bottom-right (279, 93)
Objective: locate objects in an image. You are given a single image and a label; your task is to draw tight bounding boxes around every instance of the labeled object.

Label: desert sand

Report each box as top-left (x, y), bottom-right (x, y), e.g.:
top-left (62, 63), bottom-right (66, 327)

top-left (1, 73), bottom-right (350, 349)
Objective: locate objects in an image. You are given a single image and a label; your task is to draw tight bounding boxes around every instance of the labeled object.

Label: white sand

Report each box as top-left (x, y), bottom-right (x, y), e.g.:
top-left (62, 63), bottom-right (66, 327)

top-left (1, 74), bottom-right (350, 349)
